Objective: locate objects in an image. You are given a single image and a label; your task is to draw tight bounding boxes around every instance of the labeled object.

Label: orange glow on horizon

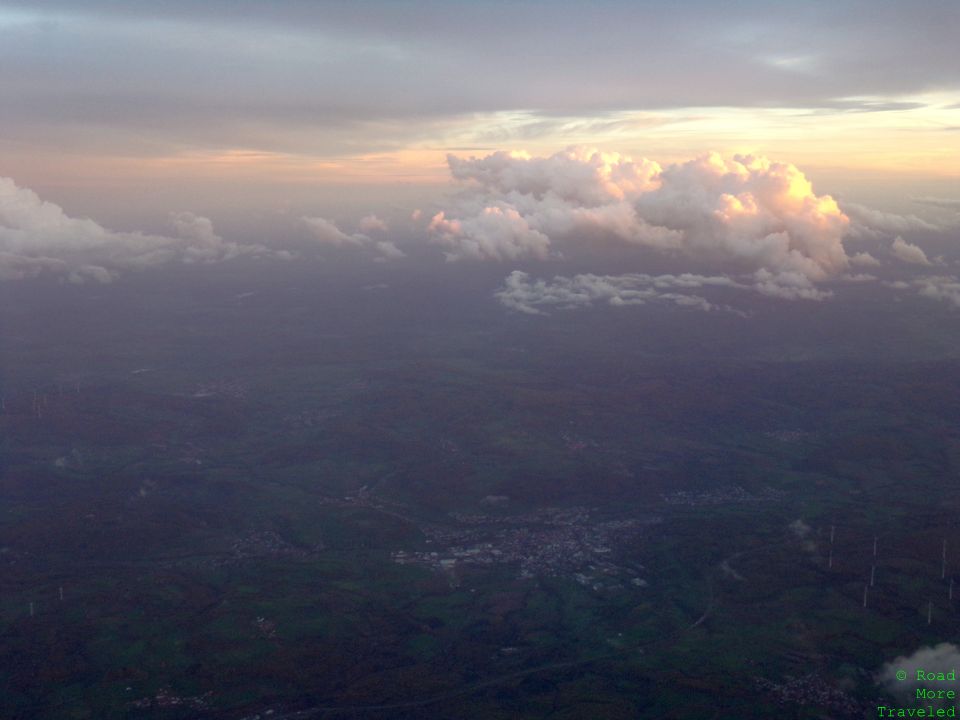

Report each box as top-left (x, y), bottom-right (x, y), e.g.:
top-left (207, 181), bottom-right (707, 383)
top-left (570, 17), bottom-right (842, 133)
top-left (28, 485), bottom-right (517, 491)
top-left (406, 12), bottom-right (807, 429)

top-left (1, 98), bottom-right (956, 199)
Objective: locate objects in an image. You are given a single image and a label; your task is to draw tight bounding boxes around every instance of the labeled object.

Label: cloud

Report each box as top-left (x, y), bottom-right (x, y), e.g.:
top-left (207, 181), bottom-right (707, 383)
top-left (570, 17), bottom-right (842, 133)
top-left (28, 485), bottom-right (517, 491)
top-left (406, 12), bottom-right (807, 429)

top-left (3, 1), bottom-right (958, 162)
top-left (886, 275), bottom-right (960, 308)
top-left (911, 196), bottom-right (960, 210)
top-left (878, 643), bottom-right (960, 701)
top-left (890, 235), bottom-right (931, 265)
top-left (635, 153), bottom-right (850, 280)
top-left (843, 202), bottom-right (940, 237)
top-left (169, 211), bottom-right (262, 263)
top-left (915, 276), bottom-right (960, 307)
top-left (752, 269), bottom-right (833, 301)
top-left (448, 148), bottom-right (661, 205)
top-left (850, 251), bottom-right (881, 267)
top-left (0, 176), bottom-right (267, 282)
top-left (840, 272), bottom-right (877, 283)
top-left (302, 215), bottom-right (362, 246)
top-left (433, 149), bottom-right (852, 284)
top-left (493, 269), bottom-right (787, 316)
top-left (495, 270), bottom-right (738, 315)
top-left (429, 208), bottom-right (550, 261)
top-left (430, 147), bottom-right (676, 261)
top-left (496, 263), bottom-right (845, 316)
top-left (372, 240), bottom-right (405, 260)
top-left (359, 214), bottom-right (388, 233)
top-left (302, 215), bottom-right (404, 260)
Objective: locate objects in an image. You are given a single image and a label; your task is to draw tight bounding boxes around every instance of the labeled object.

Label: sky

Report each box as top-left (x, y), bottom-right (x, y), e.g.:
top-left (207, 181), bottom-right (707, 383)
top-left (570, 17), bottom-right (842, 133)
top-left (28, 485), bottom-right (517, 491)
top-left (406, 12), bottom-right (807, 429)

top-left (1, 0), bottom-right (959, 312)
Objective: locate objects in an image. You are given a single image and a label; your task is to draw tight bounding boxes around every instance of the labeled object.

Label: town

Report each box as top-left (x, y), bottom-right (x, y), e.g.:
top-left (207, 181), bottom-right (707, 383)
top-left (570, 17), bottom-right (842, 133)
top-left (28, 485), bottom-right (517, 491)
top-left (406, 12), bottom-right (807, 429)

top-left (392, 505), bottom-right (659, 588)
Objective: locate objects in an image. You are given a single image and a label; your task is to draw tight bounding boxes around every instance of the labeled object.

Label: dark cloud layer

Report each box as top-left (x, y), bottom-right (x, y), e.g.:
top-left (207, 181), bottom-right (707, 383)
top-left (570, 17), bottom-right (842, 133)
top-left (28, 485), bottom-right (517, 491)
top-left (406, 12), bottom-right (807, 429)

top-left (0, 1), bottom-right (957, 154)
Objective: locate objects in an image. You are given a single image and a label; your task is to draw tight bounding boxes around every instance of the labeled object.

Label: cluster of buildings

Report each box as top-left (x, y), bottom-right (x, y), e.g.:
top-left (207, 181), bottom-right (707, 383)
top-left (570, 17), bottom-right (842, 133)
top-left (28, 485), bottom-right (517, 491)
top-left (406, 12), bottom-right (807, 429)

top-left (191, 378), bottom-right (248, 399)
top-left (764, 429), bottom-right (814, 444)
top-left (280, 407), bottom-right (339, 430)
top-left (392, 506), bottom-right (658, 588)
top-left (661, 485), bottom-right (784, 507)
top-left (129, 687), bottom-right (212, 711)
top-left (170, 530), bottom-right (324, 570)
top-left (226, 530), bottom-right (322, 564)
top-left (753, 673), bottom-right (865, 716)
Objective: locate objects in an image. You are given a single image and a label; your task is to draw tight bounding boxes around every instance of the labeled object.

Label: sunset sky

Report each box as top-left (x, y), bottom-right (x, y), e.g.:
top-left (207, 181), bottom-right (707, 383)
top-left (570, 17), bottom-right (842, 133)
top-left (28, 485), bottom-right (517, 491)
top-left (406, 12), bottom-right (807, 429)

top-left (1, 0), bottom-right (958, 305)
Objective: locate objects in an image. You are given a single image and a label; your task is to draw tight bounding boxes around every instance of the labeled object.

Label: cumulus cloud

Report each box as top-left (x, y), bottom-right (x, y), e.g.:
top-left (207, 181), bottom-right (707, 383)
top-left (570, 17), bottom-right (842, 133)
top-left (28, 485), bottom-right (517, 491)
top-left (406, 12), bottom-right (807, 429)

top-left (0, 176), bottom-right (268, 282)
top-left (359, 214), bottom-right (388, 233)
top-left (890, 235), bottom-right (931, 265)
top-left (432, 148), bottom-right (852, 285)
top-left (372, 240), bottom-right (405, 260)
top-left (840, 273), bottom-right (877, 283)
top-left (877, 643), bottom-right (960, 701)
top-left (884, 275), bottom-right (960, 307)
top-left (915, 276), bottom-right (960, 307)
top-left (168, 211), bottom-right (264, 263)
top-left (429, 208), bottom-right (550, 261)
top-left (752, 269), bottom-right (833, 301)
top-left (842, 202), bottom-right (940, 237)
top-left (635, 153), bottom-right (850, 280)
top-left (430, 147), bottom-right (675, 261)
top-left (302, 215), bottom-right (404, 260)
top-left (850, 251), bottom-right (881, 267)
top-left (302, 216), bottom-right (362, 247)
top-left (496, 264), bottom-right (845, 315)
top-left (448, 148), bottom-right (661, 205)
top-left (495, 270), bottom-right (747, 315)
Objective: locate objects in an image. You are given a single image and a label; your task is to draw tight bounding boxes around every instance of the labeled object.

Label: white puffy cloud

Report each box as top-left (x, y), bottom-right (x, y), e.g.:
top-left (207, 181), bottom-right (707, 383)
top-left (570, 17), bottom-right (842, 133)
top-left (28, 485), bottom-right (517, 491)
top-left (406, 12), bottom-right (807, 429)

top-left (433, 149), bottom-right (852, 284)
top-left (429, 208), bottom-right (550, 261)
top-left (495, 270), bottom-right (745, 315)
top-left (302, 215), bottom-right (404, 260)
top-left (890, 235), bottom-right (931, 265)
top-left (496, 264), bottom-right (846, 315)
top-left (842, 202), bottom-right (939, 237)
top-left (850, 251), bottom-right (881, 267)
top-left (0, 176), bottom-right (269, 282)
top-left (637, 153), bottom-right (850, 279)
top-left (448, 147), bottom-right (661, 205)
top-left (752, 269), bottom-right (833, 301)
top-left (840, 273), bottom-right (877, 283)
top-left (429, 148), bottom-right (677, 261)
top-left (915, 276), bottom-right (960, 307)
top-left (884, 275), bottom-right (960, 308)
top-left (169, 211), bottom-right (264, 263)
top-left (302, 215), bottom-right (361, 246)
top-left (359, 214), bottom-right (389, 233)
top-left (372, 240), bottom-right (405, 260)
